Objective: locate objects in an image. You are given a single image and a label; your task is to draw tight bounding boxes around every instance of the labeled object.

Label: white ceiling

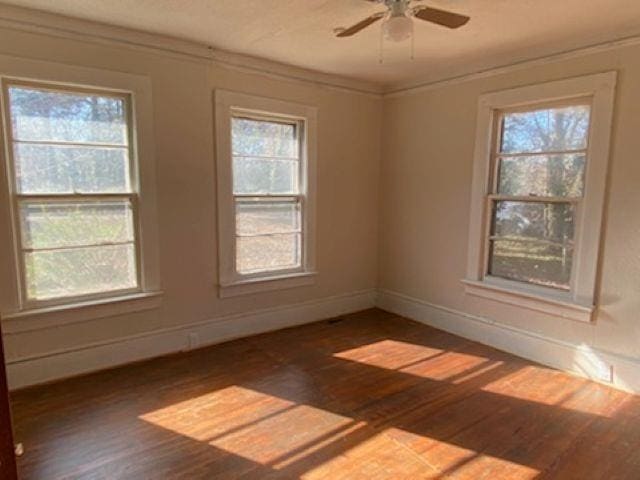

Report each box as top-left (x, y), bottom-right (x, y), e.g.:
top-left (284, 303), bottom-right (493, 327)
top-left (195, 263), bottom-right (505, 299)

top-left (3, 0), bottom-right (640, 89)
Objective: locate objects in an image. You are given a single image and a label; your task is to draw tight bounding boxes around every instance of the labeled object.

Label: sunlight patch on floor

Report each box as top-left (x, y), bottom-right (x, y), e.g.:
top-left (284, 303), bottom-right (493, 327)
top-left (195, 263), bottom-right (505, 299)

top-left (140, 386), bottom-right (360, 467)
top-left (381, 427), bottom-right (539, 480)
top-left (480, 364), bottom-right (621, 417)
top-left (138, 384), bottom-right (535, 478)
top-left (334, 339), bottom-right (446, 370)
top-left (139, 385), bottom-right (297, 442)
top-left (301, 429), bottom-right (440, 479)
top-left (333, 339), bottom-right (491, 382)
top-left (207, 403), bottom-right (355, 465)
top-left (402, 354), bottom-right (500, 383)
top-left (136, 348), bottom-right (622, 477)
top-left (441, 452), bottom-right (540, 479)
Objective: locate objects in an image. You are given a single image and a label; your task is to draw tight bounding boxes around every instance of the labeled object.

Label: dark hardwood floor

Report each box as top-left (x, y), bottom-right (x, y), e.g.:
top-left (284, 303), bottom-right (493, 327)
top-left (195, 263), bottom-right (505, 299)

top-left (10, 309), bottom-right (640, 479)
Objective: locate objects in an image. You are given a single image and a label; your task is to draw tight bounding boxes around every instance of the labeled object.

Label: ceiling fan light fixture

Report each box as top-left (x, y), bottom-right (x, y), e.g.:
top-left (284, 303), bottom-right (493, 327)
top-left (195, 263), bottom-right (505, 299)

top-left (382, 13), bottom-right (413, 42)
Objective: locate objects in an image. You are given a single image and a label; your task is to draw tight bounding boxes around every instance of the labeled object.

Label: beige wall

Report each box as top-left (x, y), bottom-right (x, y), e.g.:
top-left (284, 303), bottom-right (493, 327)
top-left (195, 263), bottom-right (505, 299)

top-left (0, 26), bottom-right (382, 361)
top-left (2, 16), bottom-right (639, 382)
top-left (380, 42), bottom-right (640, 360)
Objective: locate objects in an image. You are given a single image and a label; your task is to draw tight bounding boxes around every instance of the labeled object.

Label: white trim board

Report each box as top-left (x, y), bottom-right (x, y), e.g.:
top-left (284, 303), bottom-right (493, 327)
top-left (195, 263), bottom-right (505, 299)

top-left (462, 72), bottom-right (616, 322)
top-left (6, 289), bottom-right (376, 391)
top-left (0, 3), bottom-right (383, 97)
top-left (384, 34), bottom-right (640, 97)
top-left (2, 3), bottom-right (640, 99)
top-left (377, 289), bottom-right (640, 394)
top-left (8, 288), bottom-right (640, 394)
top-left (214, 90), bottom-right (318, 297)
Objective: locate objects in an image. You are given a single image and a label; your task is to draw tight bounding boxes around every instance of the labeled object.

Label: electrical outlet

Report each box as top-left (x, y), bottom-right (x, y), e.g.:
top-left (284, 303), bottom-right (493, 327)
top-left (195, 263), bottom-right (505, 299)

top-left (593, 363), bottom-right (613, 384)
top-left (187, 332), bottom-right (200, 350)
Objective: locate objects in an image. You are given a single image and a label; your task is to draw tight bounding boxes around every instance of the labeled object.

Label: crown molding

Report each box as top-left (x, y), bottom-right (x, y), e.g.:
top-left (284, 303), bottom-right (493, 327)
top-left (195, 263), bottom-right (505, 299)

top-left (0, 3), bottom-right (213, 59)
top-left (208, 48), bottom-right (383, 97)
top-left (0, 3), bottom-right (383, 97)
top-left (383, 33), bottom-right (640, 98)
top-left (2, 3), bottom-right (639, 100)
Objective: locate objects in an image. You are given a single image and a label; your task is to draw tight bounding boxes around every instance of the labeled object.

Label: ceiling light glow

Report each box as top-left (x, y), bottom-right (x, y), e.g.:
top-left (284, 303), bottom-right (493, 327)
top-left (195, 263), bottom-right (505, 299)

top-left (382, 14), bottom-right (413, 42)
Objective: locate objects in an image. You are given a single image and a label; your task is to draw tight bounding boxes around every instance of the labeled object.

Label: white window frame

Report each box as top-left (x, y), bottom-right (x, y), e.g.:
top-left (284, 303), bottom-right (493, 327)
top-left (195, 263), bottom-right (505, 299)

top-left (0, 55), bottom-right (161, 330)
top-left (215, 90), bottom-right (317, 298)
top-left (463, 72), bottom-right (617, 323)
top-left (3, 79), bottom-right (144, 308)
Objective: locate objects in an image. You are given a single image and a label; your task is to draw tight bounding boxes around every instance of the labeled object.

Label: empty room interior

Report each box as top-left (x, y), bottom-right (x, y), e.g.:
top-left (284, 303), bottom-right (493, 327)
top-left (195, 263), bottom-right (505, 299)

top-left (1, 0), bottom-right (640, 478)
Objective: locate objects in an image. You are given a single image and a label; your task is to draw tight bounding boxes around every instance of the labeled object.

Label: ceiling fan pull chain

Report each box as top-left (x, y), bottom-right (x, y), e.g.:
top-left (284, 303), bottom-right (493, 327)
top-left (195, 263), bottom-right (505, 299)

top-left (379, 24), bottom-right (383, 64)
top-left (411, 27), bottom-right (415, 61)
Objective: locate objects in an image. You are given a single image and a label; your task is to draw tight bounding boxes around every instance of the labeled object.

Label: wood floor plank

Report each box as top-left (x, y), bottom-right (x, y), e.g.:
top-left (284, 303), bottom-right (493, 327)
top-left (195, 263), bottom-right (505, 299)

top-left (10, 309), bottom-right (640, 479)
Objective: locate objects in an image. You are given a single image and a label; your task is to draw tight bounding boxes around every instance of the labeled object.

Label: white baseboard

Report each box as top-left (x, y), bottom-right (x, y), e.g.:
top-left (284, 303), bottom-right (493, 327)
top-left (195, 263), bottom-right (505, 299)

top-left (7, 289), bottom-right (376, 390)
top-left (377, 289), bottom-right (640, 394)
top-left (9, 287), bottom-right (639, 395)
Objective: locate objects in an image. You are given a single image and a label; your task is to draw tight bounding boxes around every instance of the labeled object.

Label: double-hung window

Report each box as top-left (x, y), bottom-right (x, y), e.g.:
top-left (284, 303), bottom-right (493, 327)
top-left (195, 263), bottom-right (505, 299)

top-left (215, 91), bottom-right (317, 297)
top-left (464, 73), bottom-right (616, 322)
top-left (3, 81), bottom-right (140, 306)
top-left (0, 64), bottom-right (162, 323)
top-left (233, 115), bottom-right (303, 275)
top-left (487, 101), bottom-right (590, 291)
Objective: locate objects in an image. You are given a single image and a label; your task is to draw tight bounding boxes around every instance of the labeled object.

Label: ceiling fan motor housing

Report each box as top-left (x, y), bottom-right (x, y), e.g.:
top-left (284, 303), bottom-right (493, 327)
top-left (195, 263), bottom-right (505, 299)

top-left (385, 0), bottom-right (411, 16)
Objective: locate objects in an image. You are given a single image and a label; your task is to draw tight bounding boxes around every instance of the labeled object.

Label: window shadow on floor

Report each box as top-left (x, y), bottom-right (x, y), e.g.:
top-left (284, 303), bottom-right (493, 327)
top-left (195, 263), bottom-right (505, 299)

top-left (10, 309), bottom-right (640, 479)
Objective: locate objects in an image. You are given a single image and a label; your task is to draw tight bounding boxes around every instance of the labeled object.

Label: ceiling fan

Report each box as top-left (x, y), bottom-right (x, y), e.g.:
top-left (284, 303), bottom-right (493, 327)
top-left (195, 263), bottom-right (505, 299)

top-left (335, 0), bottom-right (470, 42)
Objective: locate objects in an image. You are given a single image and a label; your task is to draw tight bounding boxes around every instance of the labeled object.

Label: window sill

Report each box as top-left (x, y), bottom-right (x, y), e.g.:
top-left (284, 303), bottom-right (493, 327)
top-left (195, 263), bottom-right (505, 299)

top-left (219, 272), bottom-right (317, 298)
top-left (461, 279), bottom-right (594, 323)
top-left (1, 291), bottom-right (163, 334)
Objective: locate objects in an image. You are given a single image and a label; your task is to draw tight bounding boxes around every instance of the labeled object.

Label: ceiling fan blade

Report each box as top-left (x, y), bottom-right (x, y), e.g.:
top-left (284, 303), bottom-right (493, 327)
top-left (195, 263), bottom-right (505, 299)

top-left (413, 6), bottom-right (469, 29)
top-left (336, 13), bottom-right (385, 37)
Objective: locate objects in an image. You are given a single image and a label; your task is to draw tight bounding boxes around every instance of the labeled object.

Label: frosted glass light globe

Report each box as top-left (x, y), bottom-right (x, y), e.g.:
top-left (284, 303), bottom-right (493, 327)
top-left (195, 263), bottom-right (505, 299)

top-left (382, 15), bottom-right (413, 42)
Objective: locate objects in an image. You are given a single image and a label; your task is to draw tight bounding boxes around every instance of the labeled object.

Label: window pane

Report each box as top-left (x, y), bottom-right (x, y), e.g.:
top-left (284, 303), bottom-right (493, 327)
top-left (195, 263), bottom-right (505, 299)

top-left (501, 105), bottom-right (590, 154)
top-left (489, 240), bottom-right (573, 289)
top-left (20, 201), bottom-right (134, 250)
top-left (236, 200), bottom-right (300, 236)
top-left (232, 117), bottom-right (298, 158)
top-left (25, 243), bottom-right (137, 300)
top-left (14, 144), bottom-right (130, 194)
top-left (493, 201), bottom-right (575, 244)
top-left (498, 153), bottom-right (586, 198)
top-left (490, 201), bottom-right (574, 289)
top-left (233, 156), bottom-right (298, 194)
top-left (236, 233), bottom-right (300, 274)
top-left (8, 86), bottom-right (128, 145)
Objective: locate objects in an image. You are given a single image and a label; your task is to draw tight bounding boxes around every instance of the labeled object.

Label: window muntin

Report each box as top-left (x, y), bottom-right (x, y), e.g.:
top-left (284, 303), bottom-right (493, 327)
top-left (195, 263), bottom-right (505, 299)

top-left (3, 81), bottom-right (140, 305)
top-left (231, 115), bottom-right (304, 276)
top-left (486, 102), bottom-right (591, 291)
